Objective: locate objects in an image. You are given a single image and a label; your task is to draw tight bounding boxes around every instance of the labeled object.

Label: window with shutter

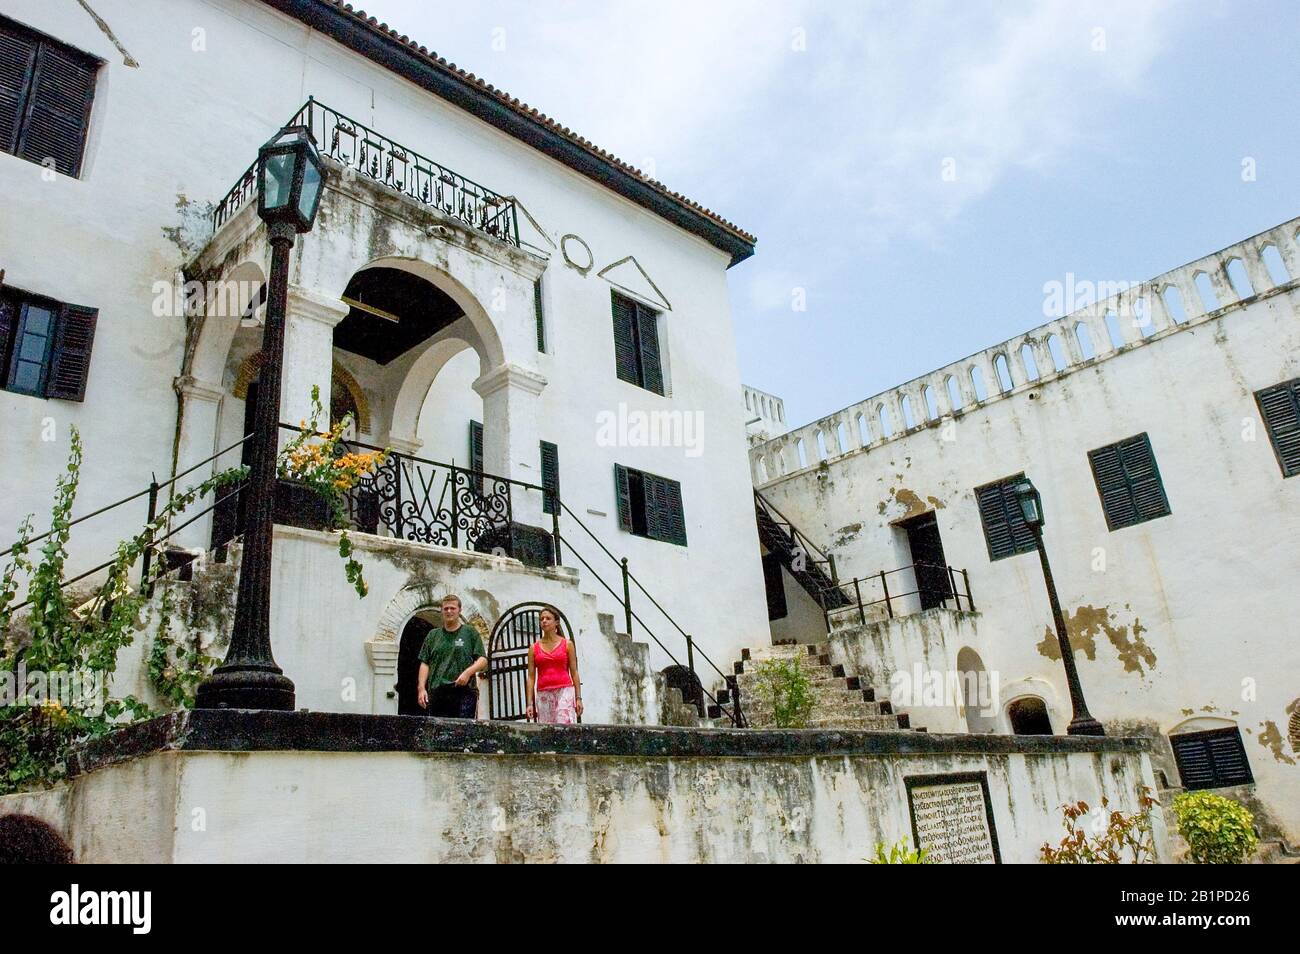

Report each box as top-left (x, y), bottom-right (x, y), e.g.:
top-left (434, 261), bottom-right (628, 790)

top-left (1170, 727), bottom-right (1254, 790)
top-left (613, 463), bottom-right (687, 546)
top-left (610, 291), bottom-right (665, 395)
top-left (974, 474), bottom-right (1037, 561)
top-left (0, 287), bottom-right (95, 401)
top-left (468, 420), bottom-right (484, 473)
top-left (1087, 433), bottom-right (1170, 531)
top-left (540, 440), bottom-right (559, 515)
top-left (1255, 378), bottom-right (1300, 477)
top-left (0, 16), bottom-right (99, 178)
top-left (533, 277), bottom-right (546, 353)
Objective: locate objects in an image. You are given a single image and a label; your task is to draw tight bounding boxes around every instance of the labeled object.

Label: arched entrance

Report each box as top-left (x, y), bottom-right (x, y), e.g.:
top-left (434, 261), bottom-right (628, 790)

top-left (487, 602), bottom-right (576, 721)
top-left (1007, 696), bottom-right (1053, 735)
top-left (396, 613), bottom-right (437, 715)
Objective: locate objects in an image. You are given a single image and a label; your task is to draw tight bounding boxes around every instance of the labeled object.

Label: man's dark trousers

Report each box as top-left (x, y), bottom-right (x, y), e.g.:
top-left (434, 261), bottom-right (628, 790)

top-left (429, 684), bottom-right (477, 718)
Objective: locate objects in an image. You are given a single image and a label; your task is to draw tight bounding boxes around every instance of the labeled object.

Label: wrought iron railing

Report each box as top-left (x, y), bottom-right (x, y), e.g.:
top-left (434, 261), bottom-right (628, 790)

top-left (211, 97), bottom-right (521, 247)
top-left (819, 562), bottom-right (975, 630)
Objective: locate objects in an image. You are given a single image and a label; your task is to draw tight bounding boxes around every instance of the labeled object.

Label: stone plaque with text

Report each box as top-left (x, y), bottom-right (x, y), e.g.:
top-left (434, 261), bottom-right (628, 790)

top-left (905, 772), bottom-right (1001, 864)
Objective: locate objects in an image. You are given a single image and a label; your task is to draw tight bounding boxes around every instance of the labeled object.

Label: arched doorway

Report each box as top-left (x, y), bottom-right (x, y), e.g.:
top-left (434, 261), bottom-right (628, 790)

top-left (1007, 696), bottom-right (1053, 735)
top-left (956, 648), bottom-right (997, 733)
top-left (396, 613), bottom-right (436, 715)
top-left (487, 602), bottom-right (576, 721)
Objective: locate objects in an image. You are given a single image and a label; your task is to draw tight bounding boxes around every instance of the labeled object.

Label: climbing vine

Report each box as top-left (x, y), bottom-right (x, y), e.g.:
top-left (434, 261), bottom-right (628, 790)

top-left (0, 393), bottom-right (387, 795)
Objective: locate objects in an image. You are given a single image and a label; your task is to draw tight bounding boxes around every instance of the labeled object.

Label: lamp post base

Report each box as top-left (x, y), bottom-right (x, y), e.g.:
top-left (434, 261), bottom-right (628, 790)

top-left (195, 667), bottom-right (296, 711)
top-left (1067, 716), bottom-right (1106, 736)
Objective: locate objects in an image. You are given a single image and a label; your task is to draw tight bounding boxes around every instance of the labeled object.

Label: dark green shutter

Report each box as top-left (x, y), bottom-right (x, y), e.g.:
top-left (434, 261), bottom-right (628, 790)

top-left (0, 21), bottom-right (38, 154)
top-left (1256, 379), bottom-right (1300, 477)
top-left (1171, 728), bottom-right (1253, 790)
top-left (540, 440), bottom-right (559, 515)
top-left (611, 293), bottom-right (639, 385)
top-left (45, 302), bottom-right (96, 401)
top-left (660, 475), bottom-right (687, 545)
top-left (468, 420), bottom-right (483, 472)
top-left (975, 475), bottom-right (1035, 561)
top-left (1088, 434), bottom-right (1170, 530)
top-left (636, 304), bottom-right (664, 394)
top-left (17, 40), bottom-right (97, 178)
top-left (533, 277), bottom-right (545, 352)
top-left (614, 464), bottom-right (633, 531)
top-left (0, 292), bottom-right (15, 375)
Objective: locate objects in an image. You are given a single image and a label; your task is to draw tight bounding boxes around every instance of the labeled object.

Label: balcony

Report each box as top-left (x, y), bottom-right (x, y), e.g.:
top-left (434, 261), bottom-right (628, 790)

top-left (210, 97), bottom-right (520, 247)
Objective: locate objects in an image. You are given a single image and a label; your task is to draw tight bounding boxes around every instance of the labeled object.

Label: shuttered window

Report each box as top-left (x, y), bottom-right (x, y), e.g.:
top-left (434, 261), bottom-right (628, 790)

top-left (468, 420), bottom-right (483, 472)
top-left (540, 440), bottom-right (559, 515)
top-left (611, 292), bottom-right (664, 395)
top-left (1088, 433), bottom-right (1171, 531)
top-left (1255, 377), bottom-right (1300, 477)
top-left (0, 286), bottom-right (97, 401)
top-left (974, 474), bottom-right (1037, 561)
top-left (1170, 727), bottom-right (1254, 790)
top-left (614, 463), bottom-right (687, 546)
top-left (533, 277), bottom-right (546, 352)
top-left (0, 16), bottom-right (99, 178)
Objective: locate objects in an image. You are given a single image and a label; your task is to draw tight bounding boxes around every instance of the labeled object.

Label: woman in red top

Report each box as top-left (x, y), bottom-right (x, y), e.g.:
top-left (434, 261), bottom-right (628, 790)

top-left (526, 605), bottom-right (582, 724)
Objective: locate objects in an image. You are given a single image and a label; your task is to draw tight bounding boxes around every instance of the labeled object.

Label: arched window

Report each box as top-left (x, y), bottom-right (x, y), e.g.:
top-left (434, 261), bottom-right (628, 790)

top-left (993, 353), bottom-right (1013, 393)
top-left (836, 421), bottom-right (849, 453)
top-left (1020, 344), bottom-right (1040, 381)
top-left (877, 404), bottom-right (894, 438)
top-left (1193, 271), bottom-right (1219, 313)
top-left (796, 438), bottom-right (808, 468)
top-left (1047, 334), bottom-right (1067, 371)
top-left (1007, 696), bottom-right (1053, 735)
top-left (946, 375), bottom-right (962, 411)
top-left (1104, 311), bottom-right (1124, 350)
top-left (1261, 244), bottom-right (1290, 287)
top-left (901, 395), bottom-right (916, 429)
top-left (856, 412), bottom-right (869, 445)
top-left (956, 648), bottom-right (996, 734)
top-left (1162, 285), bottom-right (1189, 324)
top-left (1074, 321), bottom-right (1096, 360)
top-left (923, 385), bottom-right (939, 420)
top-left (1225, 258), bottom-right (1253, 300)
top-left (969, 366), bottom-right (987, 401)
top-left (815, 429), bottom-right (828, 461)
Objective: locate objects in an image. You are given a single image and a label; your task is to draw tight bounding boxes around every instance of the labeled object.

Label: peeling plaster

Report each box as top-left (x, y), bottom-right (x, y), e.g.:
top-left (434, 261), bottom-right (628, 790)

top-left (1036, 604), bottom-right (1157, 675)
top-left (1257, 720), bottom-right (1297, 765)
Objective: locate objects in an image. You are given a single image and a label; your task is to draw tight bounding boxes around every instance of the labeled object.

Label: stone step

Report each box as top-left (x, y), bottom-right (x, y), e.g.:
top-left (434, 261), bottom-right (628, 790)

top-left (742, 643), bottom-right (828, 662)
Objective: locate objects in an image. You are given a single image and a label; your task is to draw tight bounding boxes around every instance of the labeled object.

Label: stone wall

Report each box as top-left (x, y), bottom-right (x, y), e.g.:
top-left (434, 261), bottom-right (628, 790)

top-left (0, 711), bottom-right (1167, 864)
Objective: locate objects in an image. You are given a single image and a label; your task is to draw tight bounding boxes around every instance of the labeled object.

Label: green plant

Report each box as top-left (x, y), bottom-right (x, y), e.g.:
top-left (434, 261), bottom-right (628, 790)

top-left (278, 385), bottom-right (385, 597)
top-left (1040, 786), bottom-right (1159, 863)
top-left (1171, 791), bottom-right (1258, 864)
top-left (870, 839), bottom-right (931, 864)
top-left (753, 655), bottom-right (815, 728)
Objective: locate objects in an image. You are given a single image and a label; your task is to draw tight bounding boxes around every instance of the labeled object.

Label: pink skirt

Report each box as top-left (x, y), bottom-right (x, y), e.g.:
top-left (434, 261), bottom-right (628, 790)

top-left (535, 686), bottom-right (577, 724)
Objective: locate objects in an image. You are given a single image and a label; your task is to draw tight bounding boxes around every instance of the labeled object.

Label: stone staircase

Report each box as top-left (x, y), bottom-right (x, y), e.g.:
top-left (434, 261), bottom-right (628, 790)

top-left (709, 642), bottom-right (922, 731)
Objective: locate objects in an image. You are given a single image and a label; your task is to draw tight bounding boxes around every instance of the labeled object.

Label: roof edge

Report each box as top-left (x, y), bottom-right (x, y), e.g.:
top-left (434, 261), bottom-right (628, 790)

top-left (259, 0), bottom-right (756, 267)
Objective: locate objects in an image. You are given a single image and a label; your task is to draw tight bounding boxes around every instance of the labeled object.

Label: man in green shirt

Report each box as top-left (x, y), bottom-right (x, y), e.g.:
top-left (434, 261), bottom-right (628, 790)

top-left (417, 594), bottom-right (487, 718)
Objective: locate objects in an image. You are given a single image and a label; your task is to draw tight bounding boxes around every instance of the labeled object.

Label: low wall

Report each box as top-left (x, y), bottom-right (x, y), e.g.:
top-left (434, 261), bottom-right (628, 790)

top-left (1, 711), bottom-right (1167, 864)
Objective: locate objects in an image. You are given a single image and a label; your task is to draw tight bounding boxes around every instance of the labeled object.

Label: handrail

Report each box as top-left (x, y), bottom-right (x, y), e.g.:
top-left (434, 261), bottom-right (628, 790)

top-left (819, 562), bottom-right (976, 628)
top-left (0, 435), bottom-right (250, 560)
top-left (754, 488), bottom-right (833, 565)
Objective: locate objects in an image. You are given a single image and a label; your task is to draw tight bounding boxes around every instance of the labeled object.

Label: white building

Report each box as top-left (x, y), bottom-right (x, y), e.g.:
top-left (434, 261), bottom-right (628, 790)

top-left (0, 0), bottom-right (770, 723)
top-left (749, 218), bottom-right (1300, 846)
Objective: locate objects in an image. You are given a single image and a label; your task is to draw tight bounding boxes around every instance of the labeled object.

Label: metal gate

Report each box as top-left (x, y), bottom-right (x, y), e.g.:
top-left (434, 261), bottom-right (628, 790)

top-left (487, 602), bottom-right (576, 721)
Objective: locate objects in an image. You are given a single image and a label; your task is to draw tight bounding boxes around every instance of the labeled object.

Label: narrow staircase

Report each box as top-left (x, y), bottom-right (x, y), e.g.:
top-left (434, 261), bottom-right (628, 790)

top-left (754, 491), bottom-right (851, 610)
top-left (708, 642), bottom-right (923, 731)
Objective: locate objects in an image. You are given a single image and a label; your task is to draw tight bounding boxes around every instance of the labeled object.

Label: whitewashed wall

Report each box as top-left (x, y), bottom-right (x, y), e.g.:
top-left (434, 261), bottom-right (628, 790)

top-left (751, 221), bottom-right (1300, 841)
top-left (0, 0), bottom-right (769, 688)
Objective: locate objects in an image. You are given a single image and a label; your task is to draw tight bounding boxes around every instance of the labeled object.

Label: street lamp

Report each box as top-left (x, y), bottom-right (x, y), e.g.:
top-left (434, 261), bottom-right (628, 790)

top-left (196, 125), bottom-right (325, 711)
top-left (1013, 478), bottom-right (1105, 736)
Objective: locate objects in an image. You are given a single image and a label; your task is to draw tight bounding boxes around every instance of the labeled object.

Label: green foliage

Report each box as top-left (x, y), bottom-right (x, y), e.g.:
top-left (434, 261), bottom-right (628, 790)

top-left (1, 394), bottom-right (384, 794)
top-left (1040, 786), bottom-right (1159, 863)
top-left (753, 655), bottom-right (815, 729)
top-left (870, 839), bottom-right (931, 864)
top-left (1171, 791), bottom-right (1258, 864)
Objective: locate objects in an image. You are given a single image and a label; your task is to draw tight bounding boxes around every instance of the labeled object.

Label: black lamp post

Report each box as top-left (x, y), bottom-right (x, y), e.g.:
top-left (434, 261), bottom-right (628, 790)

top-left (196, 126), bottom-right (325, 711)
top-left (1013, 478), bottom-right (1105, 736)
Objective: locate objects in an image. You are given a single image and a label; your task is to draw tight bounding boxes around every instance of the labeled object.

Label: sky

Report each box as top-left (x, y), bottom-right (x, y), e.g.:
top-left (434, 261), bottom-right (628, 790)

top-left (351, 0), bottom-right (1300, 429)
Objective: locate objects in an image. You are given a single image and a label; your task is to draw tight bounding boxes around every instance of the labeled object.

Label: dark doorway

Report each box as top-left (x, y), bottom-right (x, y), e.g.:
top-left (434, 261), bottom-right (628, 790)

top-left (898, 511), bottom-right (952, 610)
top-left (397, 615), bottom-right (435, 715)
top-left (1007, 696), bottom-right (1053, 735)
top-left (487, 602), bottom-right (577, 721)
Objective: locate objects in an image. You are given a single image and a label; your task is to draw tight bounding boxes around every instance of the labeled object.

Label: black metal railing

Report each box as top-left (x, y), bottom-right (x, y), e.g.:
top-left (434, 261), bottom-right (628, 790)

top-left (0, 437), bottom-right (250, 617)
top-left (211, 97), bottom-right (521, 248)
top-left (818, 562), bottom-right (975, 630)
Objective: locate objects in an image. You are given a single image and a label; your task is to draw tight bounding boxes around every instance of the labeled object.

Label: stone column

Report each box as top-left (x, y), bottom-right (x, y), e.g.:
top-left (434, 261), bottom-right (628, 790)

top-left (170, 376), bottom-right (227, 551)
top-left (281, 285), bottom-right (349, 440)
top-left (473, 362), bottom-right (549, 527)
